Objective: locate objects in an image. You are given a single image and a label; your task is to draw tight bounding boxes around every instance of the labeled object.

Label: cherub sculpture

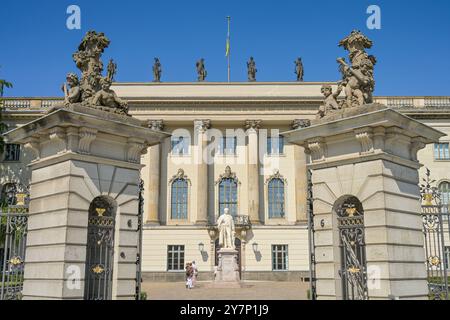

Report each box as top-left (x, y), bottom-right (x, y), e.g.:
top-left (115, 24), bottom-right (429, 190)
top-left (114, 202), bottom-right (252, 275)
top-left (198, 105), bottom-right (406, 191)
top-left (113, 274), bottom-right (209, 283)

top-left (61, 73), bottom-right (82, 105)
top-left (92, 78), bottom-right (128, 115)
top-left (317, 84), bottom-right (343, 119)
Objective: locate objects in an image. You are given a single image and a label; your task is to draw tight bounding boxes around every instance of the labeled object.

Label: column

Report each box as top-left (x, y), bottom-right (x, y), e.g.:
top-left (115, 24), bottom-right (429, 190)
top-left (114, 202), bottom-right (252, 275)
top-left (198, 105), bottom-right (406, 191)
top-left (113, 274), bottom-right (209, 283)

top-left (194, 120), bottom-right (210, 224)
top-left (292, 120), bottom-right (311, 224)
top-left (6, 106), bottom-right (168, 300)
top-left (146, 120), bottom-right (164, 224)
top-left (245, 120), bottom-right (261, 224)
top-left (283, 106), bottom-right (442, 300)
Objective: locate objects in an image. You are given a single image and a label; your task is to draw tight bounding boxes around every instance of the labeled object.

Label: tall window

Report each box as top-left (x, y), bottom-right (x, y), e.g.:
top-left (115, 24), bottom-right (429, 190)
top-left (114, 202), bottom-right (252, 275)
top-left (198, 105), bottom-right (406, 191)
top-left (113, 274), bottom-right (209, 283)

top-left (218, 136), bottom-right (237, 155)
top-left (268, 178), bottom-right (285, 218)
top-left (3, 144), bottom-right (21, 162)
top-left (171, 136), bottom-right (189, 155)
top-left (171, 178), bottom-right (188, 219)
top-left (267, 136), bottom-right (284, 155)
top-left (272, 245), bottom-right (288, 271)
top-left (440, 181), bottom-right (450, 213)
top-left (167, 245), bottom-right (185, 271)
top-left (434, 143), bottom-right (450, 160)
top-left (219, 178), bottom-right (238, 216)
top-left (445, 247), bottom-right (450, 269)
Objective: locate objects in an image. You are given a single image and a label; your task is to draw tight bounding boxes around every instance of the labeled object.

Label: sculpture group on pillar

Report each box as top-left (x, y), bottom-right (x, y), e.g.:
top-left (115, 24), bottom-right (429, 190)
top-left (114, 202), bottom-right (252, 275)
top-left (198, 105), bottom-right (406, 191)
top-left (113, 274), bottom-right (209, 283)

top-left (317, 30), bottom-right (376, 119)
top-left (60, 31), bottom-right (129, 116)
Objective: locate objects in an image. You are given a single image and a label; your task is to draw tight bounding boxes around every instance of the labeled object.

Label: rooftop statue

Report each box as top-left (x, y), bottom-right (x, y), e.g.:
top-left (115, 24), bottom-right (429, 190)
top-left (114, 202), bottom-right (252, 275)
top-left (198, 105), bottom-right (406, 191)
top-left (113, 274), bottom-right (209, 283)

top-left (106, 59), bottom-right (117, 82)
top-left (55, 31), bottom-right (129, 116)
top-left (294, 57), bottom-right (304, 82)
top-left (153, 58), bottom-right (162, 82)
top-left (196, 58), bottom-right (207, 82)
top-left (247, 57), bottom-right (257, 82)
top-left (337, 30), bottom-right (376, 109)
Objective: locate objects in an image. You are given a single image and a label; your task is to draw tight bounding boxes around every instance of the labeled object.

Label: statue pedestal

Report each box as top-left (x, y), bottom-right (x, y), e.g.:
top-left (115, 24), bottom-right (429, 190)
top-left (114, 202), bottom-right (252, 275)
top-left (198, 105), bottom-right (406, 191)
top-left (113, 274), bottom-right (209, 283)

top-left (5, 106), bottom-right (169, 300)
top-left (213, 248), bottom-right (241, 287)
top-left (283, 104), bottom-right (444, 300)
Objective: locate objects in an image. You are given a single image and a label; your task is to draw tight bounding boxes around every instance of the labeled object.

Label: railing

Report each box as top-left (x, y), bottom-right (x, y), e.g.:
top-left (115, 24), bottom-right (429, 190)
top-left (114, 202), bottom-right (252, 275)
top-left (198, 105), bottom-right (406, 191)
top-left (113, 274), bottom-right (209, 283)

top-left (425, 98), bottom-right (450, 108)
top-left (385, 98), bottom-right (415, 108)
top-left (1, 98), bottom-right (63, 111)
top-left (1, 97), bottom-right (450, 112)
top-left (2, 100), bottom-right (31, 109)
top-left (374, 97), bottom-right (450, 108)
top-left (207, 214), bottom-right (252, 229)
top-left (234, 215), bottom-right (251, 228)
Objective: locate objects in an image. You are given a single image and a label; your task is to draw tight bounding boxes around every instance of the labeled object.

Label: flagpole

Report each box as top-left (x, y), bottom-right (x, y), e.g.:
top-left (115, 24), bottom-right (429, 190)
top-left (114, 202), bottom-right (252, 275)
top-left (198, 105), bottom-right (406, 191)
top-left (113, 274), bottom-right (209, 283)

top-left (227, 16), bottom-right (231, 83)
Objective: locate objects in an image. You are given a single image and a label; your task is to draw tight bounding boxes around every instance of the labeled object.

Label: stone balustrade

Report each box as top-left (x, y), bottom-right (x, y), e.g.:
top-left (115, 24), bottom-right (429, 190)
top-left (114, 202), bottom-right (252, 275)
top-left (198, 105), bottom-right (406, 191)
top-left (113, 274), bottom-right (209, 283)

top-left (1, 98), bottom-right (63, 111)
top-left (1, 96), bottom-right (450, 112)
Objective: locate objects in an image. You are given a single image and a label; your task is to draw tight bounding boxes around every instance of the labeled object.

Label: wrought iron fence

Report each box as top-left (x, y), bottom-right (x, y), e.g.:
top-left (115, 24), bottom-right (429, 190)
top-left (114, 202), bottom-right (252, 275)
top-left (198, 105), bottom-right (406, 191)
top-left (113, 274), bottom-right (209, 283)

top-left (135, 179), bottom-right (144, 300)
top-left (420, 168), bottom-right (450, 300)
top-left (0, 205), bottom-right (28, 300)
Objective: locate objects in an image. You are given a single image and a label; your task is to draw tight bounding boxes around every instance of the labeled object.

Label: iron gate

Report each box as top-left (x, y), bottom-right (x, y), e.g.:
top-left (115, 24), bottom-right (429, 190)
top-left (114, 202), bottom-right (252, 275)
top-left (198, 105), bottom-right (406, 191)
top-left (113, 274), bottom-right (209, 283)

top-left (306, 169), bottom-right (317, 300)
top-left (84, 196), bottom-right (116, 300)
top-left (338, 197), bottom-right (369, 300)
top-left (420, 168), bottom-right (450, 300)
top-left (1, 183), bottom-right (29, 301)
top-left (135, 179), bottom-right (144, 300)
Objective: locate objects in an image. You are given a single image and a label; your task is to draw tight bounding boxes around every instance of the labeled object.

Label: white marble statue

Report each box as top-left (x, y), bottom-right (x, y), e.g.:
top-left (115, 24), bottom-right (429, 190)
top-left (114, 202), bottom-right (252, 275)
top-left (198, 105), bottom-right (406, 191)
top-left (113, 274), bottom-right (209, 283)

top-left (217, 208), bottom-right (235, 249)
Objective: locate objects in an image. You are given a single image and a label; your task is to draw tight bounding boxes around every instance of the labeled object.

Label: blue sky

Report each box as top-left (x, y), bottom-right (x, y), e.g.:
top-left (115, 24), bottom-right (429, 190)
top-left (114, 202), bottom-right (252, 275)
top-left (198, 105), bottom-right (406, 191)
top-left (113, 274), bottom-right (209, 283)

top-left (0, 0), bottom-right (449, 97)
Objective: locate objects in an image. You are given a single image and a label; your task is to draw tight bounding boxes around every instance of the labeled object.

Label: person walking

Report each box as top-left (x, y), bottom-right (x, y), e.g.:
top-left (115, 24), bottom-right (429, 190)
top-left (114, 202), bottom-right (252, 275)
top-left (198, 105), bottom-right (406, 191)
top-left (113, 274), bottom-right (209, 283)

top-left (191, 261), bottom-right (198, 288)
top-left (185, 262), bottom-right (193, 289)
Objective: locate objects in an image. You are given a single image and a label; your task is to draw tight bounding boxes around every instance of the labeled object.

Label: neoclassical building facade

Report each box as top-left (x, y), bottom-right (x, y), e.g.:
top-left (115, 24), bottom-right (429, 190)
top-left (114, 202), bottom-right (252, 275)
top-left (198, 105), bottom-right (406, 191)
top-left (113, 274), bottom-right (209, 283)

top-left (1, 82), bottom-right (450, 281)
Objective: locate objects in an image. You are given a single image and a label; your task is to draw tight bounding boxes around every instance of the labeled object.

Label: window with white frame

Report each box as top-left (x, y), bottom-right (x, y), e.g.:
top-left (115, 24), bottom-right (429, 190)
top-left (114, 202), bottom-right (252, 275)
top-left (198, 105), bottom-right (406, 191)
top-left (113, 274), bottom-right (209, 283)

top-left (167, 245), bottom-right (185, 271)
top-left (272, 245), bottom-right (288, 271)
top-left (171, 178), bottom-right (188, 219)
top-left (3, 144), bottom-right (21, 162)
top-left (439, 181), bottom-right (450, 213)
top-left (445, 246), bottom-right (450, 269)
top-left (268, 178), bottom-right (285, 218)
top-left (171, 136), bottom-right (189, 155)
top-left (218, 136), bottom-right (237, 155)
top-left (434, 143), bottom-right (450, 160)
top-left (267, 136), bottom-right (284, 155)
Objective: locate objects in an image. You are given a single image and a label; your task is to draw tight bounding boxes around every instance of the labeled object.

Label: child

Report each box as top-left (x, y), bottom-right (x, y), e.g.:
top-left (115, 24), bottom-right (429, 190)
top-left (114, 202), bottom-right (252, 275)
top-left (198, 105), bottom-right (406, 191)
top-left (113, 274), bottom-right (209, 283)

top-left (185, 262), bottom-right (193, 289)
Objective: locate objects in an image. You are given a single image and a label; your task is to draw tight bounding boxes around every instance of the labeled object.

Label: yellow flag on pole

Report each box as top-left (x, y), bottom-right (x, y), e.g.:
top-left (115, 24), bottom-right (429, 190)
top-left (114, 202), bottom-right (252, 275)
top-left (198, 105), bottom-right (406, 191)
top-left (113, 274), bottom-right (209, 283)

top-left (225, 17), bottom-right (230, 57)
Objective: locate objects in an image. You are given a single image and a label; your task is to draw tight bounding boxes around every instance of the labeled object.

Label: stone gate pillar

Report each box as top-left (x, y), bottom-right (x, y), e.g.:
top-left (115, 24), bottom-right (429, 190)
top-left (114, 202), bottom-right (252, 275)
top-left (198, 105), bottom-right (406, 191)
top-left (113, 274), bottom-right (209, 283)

top-left (5, 106), bottom-right (169, 300)
top-left (283, 105), bottom-right (444, 300)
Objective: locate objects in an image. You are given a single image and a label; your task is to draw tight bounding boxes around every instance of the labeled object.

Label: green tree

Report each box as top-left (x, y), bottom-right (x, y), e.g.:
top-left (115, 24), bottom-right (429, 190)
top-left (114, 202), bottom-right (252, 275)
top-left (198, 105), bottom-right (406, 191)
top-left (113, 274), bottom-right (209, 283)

top-left (0, 66), bottom-right (13, 154)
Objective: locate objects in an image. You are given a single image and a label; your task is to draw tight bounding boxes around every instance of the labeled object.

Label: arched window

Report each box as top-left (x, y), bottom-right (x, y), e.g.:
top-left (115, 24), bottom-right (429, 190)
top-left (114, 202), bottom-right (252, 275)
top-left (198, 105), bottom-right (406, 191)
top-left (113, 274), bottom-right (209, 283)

top-left (171, 178), bottom-right (188, 219)
top-left (440, 182), bottom-right (450, 212)
top-left (219, 178), bottom-right (238, 216)
top-left (268, 178), bottom-right (285, 218)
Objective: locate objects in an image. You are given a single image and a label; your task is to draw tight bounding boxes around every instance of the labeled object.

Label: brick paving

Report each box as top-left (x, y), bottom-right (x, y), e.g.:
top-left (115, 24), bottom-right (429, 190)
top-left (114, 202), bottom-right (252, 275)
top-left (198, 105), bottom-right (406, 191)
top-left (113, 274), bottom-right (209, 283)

top-left (141, 281), bottom-right (309, 300)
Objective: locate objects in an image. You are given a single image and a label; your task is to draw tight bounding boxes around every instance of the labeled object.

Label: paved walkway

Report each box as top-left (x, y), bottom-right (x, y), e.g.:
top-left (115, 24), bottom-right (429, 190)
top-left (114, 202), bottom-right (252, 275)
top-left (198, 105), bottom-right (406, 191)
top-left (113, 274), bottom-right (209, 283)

top-left (142, 281), bottom-right (309, 300)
